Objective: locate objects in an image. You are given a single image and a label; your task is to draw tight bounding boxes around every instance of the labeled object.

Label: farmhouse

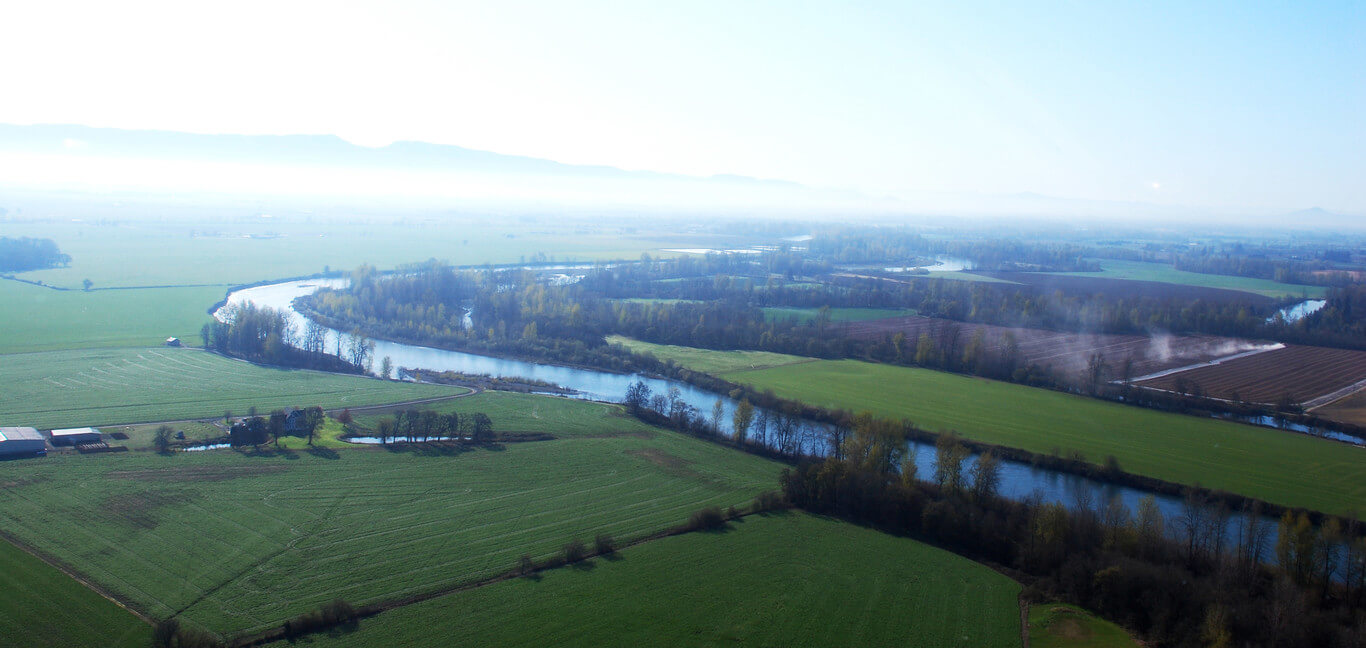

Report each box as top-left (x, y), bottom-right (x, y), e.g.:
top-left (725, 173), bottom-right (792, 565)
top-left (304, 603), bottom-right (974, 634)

top-left (0, 427), bottom-right (46, 457)
top-left (165, 337), bottom-right (182, 347)
top-left (49, 427), bottom-right (102, 446)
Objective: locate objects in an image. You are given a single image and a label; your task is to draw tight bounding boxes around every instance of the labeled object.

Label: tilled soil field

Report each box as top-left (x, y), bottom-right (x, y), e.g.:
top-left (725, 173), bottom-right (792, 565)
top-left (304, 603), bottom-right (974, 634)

top-left (1135, 344), bottom-right (1366, 407)
top-left (844, 315), bottom-right (1259, 377)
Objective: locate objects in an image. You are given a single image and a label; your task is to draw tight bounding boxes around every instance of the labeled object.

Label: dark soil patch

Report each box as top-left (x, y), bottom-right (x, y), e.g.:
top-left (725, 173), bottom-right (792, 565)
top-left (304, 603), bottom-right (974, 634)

top-left (107, 464), bottom-right (291, 482)
top-left (102, 491), bottom-right (182, 529)
top-left (626, 448), bottom-right (690, 470)
top-left (0, 475), bottom-right (49, 489)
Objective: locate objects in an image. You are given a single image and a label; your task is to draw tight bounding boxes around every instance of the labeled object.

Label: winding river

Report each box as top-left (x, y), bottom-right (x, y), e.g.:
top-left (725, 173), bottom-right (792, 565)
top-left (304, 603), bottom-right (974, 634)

top-left (218, 278), bottom-right (1354, 566)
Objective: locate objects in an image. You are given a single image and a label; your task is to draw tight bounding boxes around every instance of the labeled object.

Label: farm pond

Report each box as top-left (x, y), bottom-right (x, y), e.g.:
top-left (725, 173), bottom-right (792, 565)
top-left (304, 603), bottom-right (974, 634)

top-left (217, 278), bottom-right (1359, 570)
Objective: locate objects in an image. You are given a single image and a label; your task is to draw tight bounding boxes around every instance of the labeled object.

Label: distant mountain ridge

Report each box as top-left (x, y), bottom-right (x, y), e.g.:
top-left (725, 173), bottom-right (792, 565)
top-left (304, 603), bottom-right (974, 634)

top-left (0, 123), bottom-right (769, 184)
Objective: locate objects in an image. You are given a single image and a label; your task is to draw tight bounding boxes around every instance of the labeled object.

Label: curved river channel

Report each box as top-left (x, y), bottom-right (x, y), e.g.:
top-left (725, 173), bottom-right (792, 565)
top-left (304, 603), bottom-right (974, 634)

top-left (219, 278), bottom-right (1354, 566)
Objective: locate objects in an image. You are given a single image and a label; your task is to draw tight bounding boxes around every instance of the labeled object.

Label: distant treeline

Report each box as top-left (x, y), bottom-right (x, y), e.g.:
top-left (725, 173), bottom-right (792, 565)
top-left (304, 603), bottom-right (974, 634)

top-left (805, 228), bottom-right (1100, 272)
top-left (1175, 246), bottom-right (1356, 287)
top-left (0, 236), bottom-right (69, 272)
top-left (783, 443), bottom-right (1366, 648)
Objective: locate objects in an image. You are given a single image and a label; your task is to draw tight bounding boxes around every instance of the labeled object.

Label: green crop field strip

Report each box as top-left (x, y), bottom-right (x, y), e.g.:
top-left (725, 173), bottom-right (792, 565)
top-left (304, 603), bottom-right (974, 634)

top-left (0, 280), bottom-right (224, 354)
top-left (608, 335), bottom-right (811, 374)
top-left (760, 306), bottom-right (916, 324)
top-left (0, 347), bottom-right (464, 429)
top-left (0, 392), bottom-right (782, 637)
top-left (1045, 259), bottom-right (1325, 299)
top-left (621, 342), bottom-right (1366, 517)
top-left (281, 511), bottom-right (1022, 648)
top-left (0, 538), bottom-right (152, 648)
top-left (1029, 604), bottom-right (1139, 648)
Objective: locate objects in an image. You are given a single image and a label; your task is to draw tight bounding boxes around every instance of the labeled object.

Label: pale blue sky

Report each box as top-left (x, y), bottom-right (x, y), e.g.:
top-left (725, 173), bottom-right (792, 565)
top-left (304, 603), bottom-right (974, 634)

top-left (0, 1), bottom-right (1361, 212)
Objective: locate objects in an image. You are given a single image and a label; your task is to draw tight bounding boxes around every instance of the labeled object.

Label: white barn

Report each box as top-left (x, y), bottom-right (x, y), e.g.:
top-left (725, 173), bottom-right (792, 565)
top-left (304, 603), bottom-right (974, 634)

top-left (50, 427), bottom-right (102, 446)
top-left (0, 427), bottom-right (46, 457)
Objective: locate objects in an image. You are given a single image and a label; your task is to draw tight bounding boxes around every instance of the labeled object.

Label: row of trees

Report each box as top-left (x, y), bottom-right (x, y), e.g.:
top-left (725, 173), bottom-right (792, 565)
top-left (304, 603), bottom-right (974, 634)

top-left (227, 407), bottom-right (325, 448)
top-left (204, 303), bottom-right (371, 373)
top-left (370, 408), bottom-right (493, 444)
top-left (782, 448), bottom-right (1366, 647)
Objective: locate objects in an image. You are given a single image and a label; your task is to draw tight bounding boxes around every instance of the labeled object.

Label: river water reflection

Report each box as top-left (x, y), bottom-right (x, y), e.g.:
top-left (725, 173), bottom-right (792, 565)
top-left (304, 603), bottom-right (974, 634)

top-left (218, 278), bottom-right (1350, 566)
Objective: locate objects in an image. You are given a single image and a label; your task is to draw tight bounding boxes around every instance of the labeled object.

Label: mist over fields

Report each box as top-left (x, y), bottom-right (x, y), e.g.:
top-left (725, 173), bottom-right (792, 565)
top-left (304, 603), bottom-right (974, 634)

top-left (2, 123), bottom-right (1361, 231)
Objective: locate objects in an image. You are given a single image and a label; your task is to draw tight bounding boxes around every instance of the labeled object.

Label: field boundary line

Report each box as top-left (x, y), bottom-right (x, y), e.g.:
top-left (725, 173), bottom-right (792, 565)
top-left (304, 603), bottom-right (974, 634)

top-left (236, 507), bottom-right (785, 646)
top-left (1306, 377), bottom-right (1366, 411)
top-left (0, 530), bottom-right (155, 626)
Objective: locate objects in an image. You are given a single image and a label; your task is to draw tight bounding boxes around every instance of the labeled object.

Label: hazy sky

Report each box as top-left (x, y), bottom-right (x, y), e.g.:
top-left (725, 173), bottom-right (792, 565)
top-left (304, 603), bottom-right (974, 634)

top-left (1, 1), bottom-right (1362, 212)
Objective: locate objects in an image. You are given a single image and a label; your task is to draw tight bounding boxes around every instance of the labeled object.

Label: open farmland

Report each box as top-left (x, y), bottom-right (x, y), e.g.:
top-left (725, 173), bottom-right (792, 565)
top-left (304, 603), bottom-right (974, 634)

top-left (272, 512), bottom-right (1023, 648)
top-left (607, 334), bottom-right (811, 374)
top-left (0, 347), bottom-right (463, 430)
top-left (0, 280), bottom-right (225, 354)
top-left (617, 340), bottom-right (1366, 517)
top-left (0, 392), bottom-right (781, 638)
top-left (1135, 344), bottom-right (1366, 407)
top-left (0, 538), bottom-right (152, 648)
top-left (761, 306), bottom-right (916, 324)
top-left (843, 314), bottom-right (1259, 377)
top-left (1035, 259), bottom-right (1325, 300)
top-left (1318, 389), bottom-right (1366, 427)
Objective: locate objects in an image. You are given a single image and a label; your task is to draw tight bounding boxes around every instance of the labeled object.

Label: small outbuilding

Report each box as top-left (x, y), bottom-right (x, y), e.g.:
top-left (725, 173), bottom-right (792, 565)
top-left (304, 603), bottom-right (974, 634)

top-left (165, 337), bottom-right (182, 347)
top-left (0, 427), bottom-right (47, 457)
top-left (49, 427), bottom-right (102, 446)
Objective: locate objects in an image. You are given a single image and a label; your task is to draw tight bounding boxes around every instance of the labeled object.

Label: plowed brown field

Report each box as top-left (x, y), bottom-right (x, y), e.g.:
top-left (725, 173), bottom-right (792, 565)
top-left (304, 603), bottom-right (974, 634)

top-left (1134, 344), bottom-right (1366, 406)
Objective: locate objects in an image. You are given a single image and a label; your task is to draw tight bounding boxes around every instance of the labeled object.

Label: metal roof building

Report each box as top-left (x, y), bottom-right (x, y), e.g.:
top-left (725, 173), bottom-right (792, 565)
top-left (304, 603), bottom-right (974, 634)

top-left (0, 427), bottom-right (47, 457)
top-left (50, 427), bottom-right (102, 446)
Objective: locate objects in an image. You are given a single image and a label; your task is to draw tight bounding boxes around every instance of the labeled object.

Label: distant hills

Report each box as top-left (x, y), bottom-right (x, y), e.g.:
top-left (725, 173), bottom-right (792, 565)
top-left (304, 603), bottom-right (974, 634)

top-left (0, 124), bottom-right (1361, 228)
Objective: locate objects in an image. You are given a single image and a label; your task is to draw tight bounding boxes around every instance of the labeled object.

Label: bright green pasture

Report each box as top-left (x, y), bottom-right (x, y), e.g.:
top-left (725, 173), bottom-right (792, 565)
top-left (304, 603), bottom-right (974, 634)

top-left (727, 360), bottom-right (1366, 517)
top-left (607, 335), bottom-right (810, 375)
top-left (627, 344), bottom-right (1366, 517)
top-left (760, 306), bottom-right (915, 324)
top-left (287, 512), bottom-right (1022, 648)
top-left (0, 280), bottom-right (222, 353)
top-left (0, 539), bottom-right (151, 648)
top-left (1030, 604), bottom-right (1139, 648)
top-left (0, 347), bottom-right (463, 429)
top-left (0, 392), bottom-right (782, 637)
top-left (1047, 259), bottom-right (1324, 299)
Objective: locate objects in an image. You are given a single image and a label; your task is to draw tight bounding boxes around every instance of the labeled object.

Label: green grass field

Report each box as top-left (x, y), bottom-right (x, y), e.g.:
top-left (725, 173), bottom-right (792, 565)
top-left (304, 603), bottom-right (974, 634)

top-left (0, 392), bottom-right (782, 637)
top-left (0, 347), bottom-right (464, 429)
top-left (1029, 604), bottom-right (1138, 648)
top-left (4, 220), bottom-right (681, 290)
top-left (760, 306), bottom-right (915, 324)
top-left (1046, 259), bottom-right (1325, 299)
top-left (0, 280), bottom-right (224, 354)
top-left (282, 511), bottom-right (1022, 648)
top-left (619, 341), bottom-right (1366, 518)
top-left (0, 539), bottom-right (152, 648)
top-left (608, 335), bottom-right (811, 375)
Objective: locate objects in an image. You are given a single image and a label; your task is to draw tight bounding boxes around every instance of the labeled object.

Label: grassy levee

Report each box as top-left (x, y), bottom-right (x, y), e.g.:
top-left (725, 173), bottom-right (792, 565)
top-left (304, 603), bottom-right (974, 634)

top-left (607, 334), bottom-right (811, 375)
top-left (0, 538), bottom-right (152, 648)
top-left (618, 339), bottom-right (1366, 518)
top-left (0, 347), bottom-right (464, 430)
top-left (1029, 604), bottom-right (1140, 648)
top-left (275, 511), bottom-right (1022, 648)
top-left (1045, 259), bottom-right (1326, 299)
top-left (0, 392), bottom-right (782, 637)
